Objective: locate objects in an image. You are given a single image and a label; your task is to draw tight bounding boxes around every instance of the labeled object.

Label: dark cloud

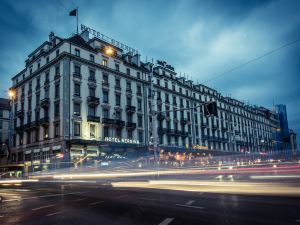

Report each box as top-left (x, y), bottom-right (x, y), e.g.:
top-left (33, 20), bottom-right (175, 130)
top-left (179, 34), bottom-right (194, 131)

top-left (0, 0), bottom-right (299, 145)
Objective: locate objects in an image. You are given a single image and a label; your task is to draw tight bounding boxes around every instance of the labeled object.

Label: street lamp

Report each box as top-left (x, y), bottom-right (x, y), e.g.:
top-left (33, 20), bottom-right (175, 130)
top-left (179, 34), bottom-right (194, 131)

top-left (105, 47), bottom-right (114, 55)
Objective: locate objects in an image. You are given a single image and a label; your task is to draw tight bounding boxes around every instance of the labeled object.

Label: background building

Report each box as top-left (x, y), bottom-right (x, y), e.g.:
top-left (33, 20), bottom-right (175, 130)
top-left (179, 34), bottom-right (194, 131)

top-left (0, 98), bottom-right (11, 165)
top-left (8, 26), bottom-right (297, 166)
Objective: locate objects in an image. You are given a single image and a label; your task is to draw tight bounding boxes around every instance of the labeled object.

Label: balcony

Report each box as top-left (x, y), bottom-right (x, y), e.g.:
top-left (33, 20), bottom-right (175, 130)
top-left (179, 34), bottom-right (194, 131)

top-left (16, 110), bottom-right (24, 118)
top-left (73, 72), bottom-right (82, 79)
top-left (102, 80), bottom-right (109, 87)
top-left (40, 98), bottom-right (50, 108)
top-left (158, 127), bottom-right (167, 134)
top-left (181, 131), bottom-right (188, 137)
top-left (201, 122), bottom-right (208, 127)
top-left (40, 117), bottom-right (50, 126)
top-left (115, 85), bottom-right (121, 91)
top-left (166, 129), bottom-right (175, 135)
top-left (157, 113), bottom-right (165, 121)
top-left (174, 129), bottom-right (181, 136)
top-left (212, 124), bottom-right (218, 130)
top-left (102, 118), bottom-right (125, 127)
top-left (87, 115), bottom-right (100, 122)
top-left (136, 91), bottom-right (142, 97)
top-left (126, 88), bottom-right (132, 94)
top-left (54, 73), bottom-right (60, 80)
top-left (180, 118), bottom-right (188, 124)
top-left (35, 84), bottom-right (41, 91)
top-left (87, 96), bottom-right (100, 106)
top-left (88, 77), bottom-right (96, 83)
top-left (126, 122), bottom-right (136, 129)
top-left (126, 105), bottom-right (136, 113)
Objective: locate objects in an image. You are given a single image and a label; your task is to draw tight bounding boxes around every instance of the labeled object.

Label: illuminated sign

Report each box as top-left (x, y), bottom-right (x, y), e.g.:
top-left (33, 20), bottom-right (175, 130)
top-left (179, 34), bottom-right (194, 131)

top-left (192, 145), bottom-right (209, 150)
top-left (104, 137), bottom-right (140, 144)
top-left (81, 24), bottom-right (138, 55)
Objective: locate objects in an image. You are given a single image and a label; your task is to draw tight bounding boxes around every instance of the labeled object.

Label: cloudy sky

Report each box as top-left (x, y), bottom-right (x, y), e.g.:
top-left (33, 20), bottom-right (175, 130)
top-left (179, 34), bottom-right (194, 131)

top-left (0, 0), bottom-right (299, 145)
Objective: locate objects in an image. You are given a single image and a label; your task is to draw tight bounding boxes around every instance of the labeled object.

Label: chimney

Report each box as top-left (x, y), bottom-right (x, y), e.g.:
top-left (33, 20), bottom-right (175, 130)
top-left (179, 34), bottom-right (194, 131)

top-left (80, 28), bottom-right (89, 42)
top-left (49, 31), bottom-right (55, 43)
top-left (131, 53), bottom-right (140, 67)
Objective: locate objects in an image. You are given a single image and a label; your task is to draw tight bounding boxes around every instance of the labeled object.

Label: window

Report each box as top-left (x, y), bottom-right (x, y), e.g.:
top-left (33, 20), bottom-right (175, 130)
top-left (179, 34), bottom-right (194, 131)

top-left (115, 111), bottom-right (121, 120)
top-left (74, 103), bottom-right (81, 116)
top-left (54, 123), bottom-right (60, 137)
top-left (103, 127), bottom-right (109, 138)
top-left (88, 105), bottom-right (96, 116)
top-left (138, 131), bottom-right (143, 143)
top-left (128, 130), bottom-right (133, 139)
top-left (89, 70), bottom-right (95, 81)
top-left (116, 94), bottom-right (121, 106)
top-left (127, 96), bottom-right (131, 106)
top-left (103, 91), bottom-right (108, 103)
top-left (44, 127), bottom-right (49, 139)
top-left (115, 64), bottom-right (119, 71)
top-left (38, 62), bottom-right (40, 70)
top-left (74, 83), bottom-right (80, 96)
top-left (54, 102), bottom-right (60, 117)
top-left (90, 54), bottom-right (94, 62)
top-left (126, 68), bottom-right (130, 75)
top-left (115, 78), bottom-right (121, 87)
top-left (172, 85), bottom-right (175, 91)
top-left (0, 121), bottom-right (2, 129)
top-left (126, 81), bottom-right (131, 90)
top-left (102, 59), bottom-right (108, 66)
top-left (101, 107), bottom-right (110, 119)
top-left (75, 49), bottom-right (80, 57)
top-left (137, 72), bottom-right (140, 79)
top-left (90, 124), bottom-right (96, 138)
top-left (165, 81), bottom-right (168, 88)
top-left (138, 100), bottom-right (142, 111)
top-left (103, 73), bottom-right (109, 85)
top-left (56, 49), bottom-right (59, 57)
top-left (74, 122), bottom-right (81, 136)
top-left (55, 84), bottom-right (60, 98)
top-left (137, 85), bottom-right (142, 94)
top-left (55, 65), bottom-right (60, 76)
top-left (138, 115), bottom-right (143, 127)
top-left (0, 109), bottom-right (3, 118)
top-left (157, 79), bottom-right (160, 86)
top-left (116, 128), bottom-right (122, 138)
top-left (74, 65), bottom-right (81, 75)
top-left (46, 56), bottom-right (49, 64)
top-left (28, 98), bottom-right (32, 110)
top-left (89, 87), bottom-right (95, 97)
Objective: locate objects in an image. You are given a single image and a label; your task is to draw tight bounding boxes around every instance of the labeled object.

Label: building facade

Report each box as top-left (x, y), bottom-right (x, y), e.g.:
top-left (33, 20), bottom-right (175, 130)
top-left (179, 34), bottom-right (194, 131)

top-left (0, 98), bottom-right (11, 165)
top-left (9, 27), bottom-right (295, 165)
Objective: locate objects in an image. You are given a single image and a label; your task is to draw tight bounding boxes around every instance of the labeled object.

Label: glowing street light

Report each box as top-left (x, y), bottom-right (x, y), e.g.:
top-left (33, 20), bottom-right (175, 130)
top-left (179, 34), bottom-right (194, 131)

top-left (105, 47), bottom-right (114, 55)
top-left (8, 89), bottom-right (15, 99)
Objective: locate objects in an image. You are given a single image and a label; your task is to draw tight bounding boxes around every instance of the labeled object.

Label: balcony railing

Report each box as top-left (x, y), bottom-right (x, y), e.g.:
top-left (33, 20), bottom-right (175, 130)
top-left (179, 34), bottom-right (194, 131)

top-left (126, 122), bottom-right (136, 129)
top-left (40, 117), bottom-right (50, 126)
top-left (157, 113), bottom-right (165, 121)
top-left (180, 118), bottom-right (188, 124)
top-left (102, 80), bottom-right (109, 86)
top-left (126, 105), bottom-right (136, 113)
top-left (87, 115), bottom-right (100, 122)
top-left (158, 127), bottom-right (167, 134)
top-left (73, 72), bottom-right (82, 79)
top-left (40, 98), bottom-right (50, 108)
top-left (87, 96), bottom-right (100, 106)
top-left (102, 118), bottom-right (125, 126)
top-left (16, 110), bottom-right (25, 118)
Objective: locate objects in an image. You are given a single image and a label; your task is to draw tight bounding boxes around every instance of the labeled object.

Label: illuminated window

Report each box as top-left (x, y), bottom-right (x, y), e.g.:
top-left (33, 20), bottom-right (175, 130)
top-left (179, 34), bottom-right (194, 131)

top-left (74, 122), bottom-right (81, 136)
top-left (90, 124), bottom-right (96, 138)
top-left (102, 59), bottom-right (108, 66)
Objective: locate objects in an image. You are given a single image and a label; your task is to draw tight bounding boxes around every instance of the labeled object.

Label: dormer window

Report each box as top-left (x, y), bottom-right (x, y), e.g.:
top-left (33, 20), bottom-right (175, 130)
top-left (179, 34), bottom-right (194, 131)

top-left (102, 59), bottom-right (108, 67)
top-left (75, 49), bottom-right (80, 57)
top-left (90, 54), bottom-right (94, 62)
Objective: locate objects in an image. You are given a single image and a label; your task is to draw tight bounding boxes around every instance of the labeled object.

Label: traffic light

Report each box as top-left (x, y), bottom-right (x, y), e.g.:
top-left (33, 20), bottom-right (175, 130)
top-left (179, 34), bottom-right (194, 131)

top-left (204, 101), bottom-right (218, 117)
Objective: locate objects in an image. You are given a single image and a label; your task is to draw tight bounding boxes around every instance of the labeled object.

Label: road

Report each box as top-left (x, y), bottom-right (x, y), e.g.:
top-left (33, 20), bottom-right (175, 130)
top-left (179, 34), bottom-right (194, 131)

top-left (1, 180), bottom-right (300, 225)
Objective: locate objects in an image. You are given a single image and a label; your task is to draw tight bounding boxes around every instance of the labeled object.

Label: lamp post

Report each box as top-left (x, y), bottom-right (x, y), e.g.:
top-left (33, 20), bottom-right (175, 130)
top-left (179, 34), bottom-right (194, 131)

top-left (8, 89), bottom-right (15, 163)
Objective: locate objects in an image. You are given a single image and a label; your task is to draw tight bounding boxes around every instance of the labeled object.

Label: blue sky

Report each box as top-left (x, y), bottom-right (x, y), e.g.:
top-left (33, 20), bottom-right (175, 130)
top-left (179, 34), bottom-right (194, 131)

top-left (0, 0), bottom-right (299, 145)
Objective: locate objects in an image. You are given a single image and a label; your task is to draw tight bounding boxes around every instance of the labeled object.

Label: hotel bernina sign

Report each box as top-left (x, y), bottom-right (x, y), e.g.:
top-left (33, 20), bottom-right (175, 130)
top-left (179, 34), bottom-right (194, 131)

top-left (104, 137), bottom-right (140, 145)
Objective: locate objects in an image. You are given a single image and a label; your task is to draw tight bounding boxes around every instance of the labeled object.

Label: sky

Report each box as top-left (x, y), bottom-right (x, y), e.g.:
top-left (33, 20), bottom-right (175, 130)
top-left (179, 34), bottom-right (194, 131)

top-left (0, 0), bottom-right (299, 145)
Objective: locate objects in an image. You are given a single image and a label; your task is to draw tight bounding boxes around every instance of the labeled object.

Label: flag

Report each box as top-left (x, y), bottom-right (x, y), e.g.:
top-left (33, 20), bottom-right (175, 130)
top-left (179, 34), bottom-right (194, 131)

top-left (69, 9), bottom-right (77, 16)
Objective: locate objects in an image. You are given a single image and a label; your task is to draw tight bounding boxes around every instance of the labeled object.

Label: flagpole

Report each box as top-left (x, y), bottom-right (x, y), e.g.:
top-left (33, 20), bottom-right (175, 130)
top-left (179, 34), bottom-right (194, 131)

top-left (76, 7), bottom-right (79, 34)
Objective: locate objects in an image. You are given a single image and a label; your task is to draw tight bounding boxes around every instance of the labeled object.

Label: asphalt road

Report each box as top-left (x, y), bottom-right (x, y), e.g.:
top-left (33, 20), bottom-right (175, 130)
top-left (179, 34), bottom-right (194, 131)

top-left (1, 181), bottom-right (300, 225)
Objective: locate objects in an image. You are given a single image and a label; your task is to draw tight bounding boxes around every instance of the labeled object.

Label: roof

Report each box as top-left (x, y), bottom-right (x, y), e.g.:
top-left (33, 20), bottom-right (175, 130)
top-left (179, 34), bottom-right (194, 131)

top-left (0, 98), bottom-right (10, 110)
top-left (67, 35), bottom-right (95, 52)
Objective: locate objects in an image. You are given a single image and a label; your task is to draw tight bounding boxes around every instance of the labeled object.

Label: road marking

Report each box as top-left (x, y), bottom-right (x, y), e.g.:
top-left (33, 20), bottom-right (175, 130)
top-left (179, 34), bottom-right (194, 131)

top-left (185, 200), bottom-right (195, 206)
top-left (89, 201), bottom-right (104, 206)
top-left (0, 215), bottom-right (3, 218)
top-left (198, 192), bottom-right (204, 195)
top-left (2, 191), bottom-right (87, 202)
top-left (46, 211), bottom-right (63, 217)
top-left (32, 204), bottom-right (55, 211)
top-left (159, 218), bottom-right (174, 225)
top-left (175, 204), bottom-right (203, 209)
top-left (74, 197), bottom-right (88, 202)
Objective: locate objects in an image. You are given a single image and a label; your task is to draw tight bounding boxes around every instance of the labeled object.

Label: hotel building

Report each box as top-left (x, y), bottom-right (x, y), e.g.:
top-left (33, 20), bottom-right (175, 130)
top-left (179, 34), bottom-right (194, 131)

top-left (9, 26), bottom-right (289, 164)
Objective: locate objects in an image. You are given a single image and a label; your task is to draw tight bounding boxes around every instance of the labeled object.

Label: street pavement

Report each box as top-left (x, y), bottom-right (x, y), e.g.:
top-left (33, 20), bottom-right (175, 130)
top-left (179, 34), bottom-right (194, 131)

top-left (1, 181), bottom-right (300, 225)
